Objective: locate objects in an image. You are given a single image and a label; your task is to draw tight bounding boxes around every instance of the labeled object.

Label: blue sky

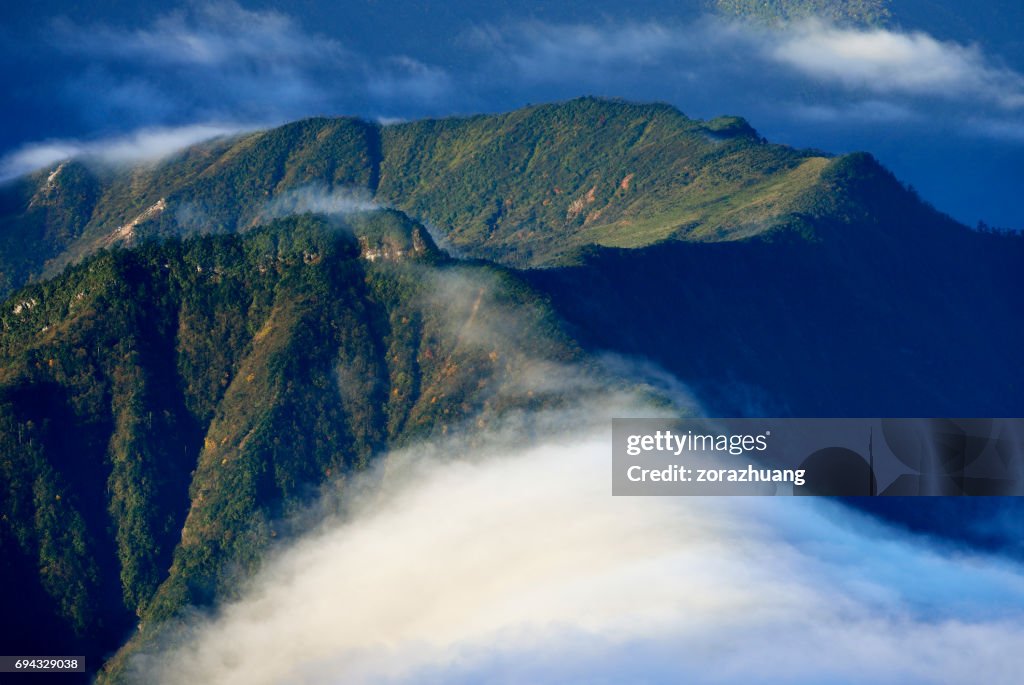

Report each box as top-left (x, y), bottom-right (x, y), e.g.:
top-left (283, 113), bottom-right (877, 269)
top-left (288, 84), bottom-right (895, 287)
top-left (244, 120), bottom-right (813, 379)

top-left (2, 0), bottom-right (1024, 227)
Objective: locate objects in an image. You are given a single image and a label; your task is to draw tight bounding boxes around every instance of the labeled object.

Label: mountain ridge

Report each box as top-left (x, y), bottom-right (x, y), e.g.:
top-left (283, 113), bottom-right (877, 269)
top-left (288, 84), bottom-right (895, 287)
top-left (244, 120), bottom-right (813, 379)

top-left (0, 97), bottom-right (968, 295)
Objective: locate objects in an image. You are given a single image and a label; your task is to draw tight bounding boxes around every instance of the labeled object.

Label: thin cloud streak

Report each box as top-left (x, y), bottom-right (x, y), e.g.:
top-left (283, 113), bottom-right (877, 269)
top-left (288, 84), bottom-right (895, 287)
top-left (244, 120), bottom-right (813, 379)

top-left (260, 183), bottom-right (382, 220)
top-left (51, 1), bottom-right (347, 67)
top-left (791, 100), bottom-right (920, 123)
top-left (366, 57), bottom-right (456, 105)
top-left (465, 20), bottom-right (686, 83)
top-left (0, 123), bottom-right (250, 181)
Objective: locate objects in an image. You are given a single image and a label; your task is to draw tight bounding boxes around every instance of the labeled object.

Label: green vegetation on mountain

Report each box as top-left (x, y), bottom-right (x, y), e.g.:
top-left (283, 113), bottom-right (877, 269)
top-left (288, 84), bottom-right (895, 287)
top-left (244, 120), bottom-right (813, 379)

top-left (377, 100), bottom-right (827, 263)
top-left (0, 97), bottom-right (944, 281)
top-left (0, 161), bottom-right (100, 295)
top-left (0, 210), bottom-right (588, 680)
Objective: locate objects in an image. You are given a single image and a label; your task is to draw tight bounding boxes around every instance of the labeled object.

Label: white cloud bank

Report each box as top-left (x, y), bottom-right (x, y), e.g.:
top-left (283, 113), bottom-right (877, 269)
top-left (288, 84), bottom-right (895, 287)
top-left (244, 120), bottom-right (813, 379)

top-left (770, 21), bottom-right (1024, 108)
top-left (129, 411), bottom-right (1024, 685)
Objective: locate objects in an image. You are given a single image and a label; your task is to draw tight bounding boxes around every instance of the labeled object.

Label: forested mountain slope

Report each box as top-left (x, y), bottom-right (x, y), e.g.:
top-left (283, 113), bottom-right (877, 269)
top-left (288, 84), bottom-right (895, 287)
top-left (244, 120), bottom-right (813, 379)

top-left (0, 211), bottom-right (591, 680)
